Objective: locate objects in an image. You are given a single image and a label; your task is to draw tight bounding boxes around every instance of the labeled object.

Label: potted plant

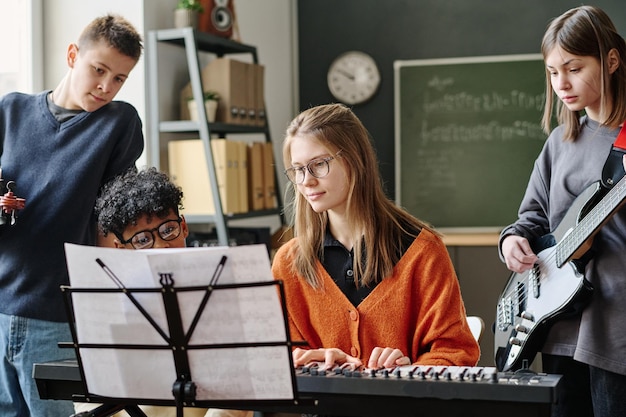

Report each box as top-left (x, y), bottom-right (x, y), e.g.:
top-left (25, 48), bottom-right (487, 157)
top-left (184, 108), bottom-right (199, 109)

top-left (187, 91), bottom-right (220, 122)
top-left (174, 0), bottom-right (204, 29)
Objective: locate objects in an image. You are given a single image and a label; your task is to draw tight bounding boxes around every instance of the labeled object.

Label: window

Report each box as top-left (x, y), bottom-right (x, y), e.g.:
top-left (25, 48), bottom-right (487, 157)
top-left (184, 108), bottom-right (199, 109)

top-left (0, 0), bottom-right (42, 95)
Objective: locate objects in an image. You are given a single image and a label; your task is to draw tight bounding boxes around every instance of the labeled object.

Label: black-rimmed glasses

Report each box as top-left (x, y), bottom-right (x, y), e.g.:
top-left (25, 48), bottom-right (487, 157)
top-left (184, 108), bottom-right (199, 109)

top-left (119, 217), bottom-right (183, 249)
top-left (284, 156), bottom-right (336, 185)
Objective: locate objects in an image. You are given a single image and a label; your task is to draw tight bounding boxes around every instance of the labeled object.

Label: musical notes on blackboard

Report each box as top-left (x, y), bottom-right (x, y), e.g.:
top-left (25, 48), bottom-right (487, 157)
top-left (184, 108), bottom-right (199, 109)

top-left (395, 54), bottom-right (547, 230)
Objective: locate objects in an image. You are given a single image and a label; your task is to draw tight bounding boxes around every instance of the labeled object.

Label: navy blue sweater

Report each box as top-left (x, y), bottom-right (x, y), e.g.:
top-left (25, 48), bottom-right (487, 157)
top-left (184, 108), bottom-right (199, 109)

top-left (0, 91), bottom-right (144, 322)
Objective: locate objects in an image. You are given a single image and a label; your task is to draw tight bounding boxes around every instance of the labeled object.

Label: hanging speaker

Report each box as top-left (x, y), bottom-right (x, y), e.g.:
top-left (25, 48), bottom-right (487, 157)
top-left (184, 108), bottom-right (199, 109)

top-left (199, 0), bottom-right (235, 39)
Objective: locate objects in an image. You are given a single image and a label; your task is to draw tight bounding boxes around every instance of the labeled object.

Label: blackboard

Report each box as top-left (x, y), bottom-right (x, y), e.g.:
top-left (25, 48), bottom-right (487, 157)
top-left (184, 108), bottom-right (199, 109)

top-left (394, 54), bottom-right (548, 231)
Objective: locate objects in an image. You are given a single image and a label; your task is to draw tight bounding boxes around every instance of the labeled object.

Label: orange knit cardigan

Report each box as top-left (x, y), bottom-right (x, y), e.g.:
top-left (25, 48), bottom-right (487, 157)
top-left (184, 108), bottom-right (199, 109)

top-left (272, 228), bottom-right (480, 366)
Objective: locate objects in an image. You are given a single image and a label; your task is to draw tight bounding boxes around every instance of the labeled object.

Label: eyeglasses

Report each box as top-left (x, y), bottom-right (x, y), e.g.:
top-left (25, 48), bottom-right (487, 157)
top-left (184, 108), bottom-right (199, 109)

top-left (119, 217), bottom-right (183, 249)
top-left (284, 156), bottom-right (336, 185)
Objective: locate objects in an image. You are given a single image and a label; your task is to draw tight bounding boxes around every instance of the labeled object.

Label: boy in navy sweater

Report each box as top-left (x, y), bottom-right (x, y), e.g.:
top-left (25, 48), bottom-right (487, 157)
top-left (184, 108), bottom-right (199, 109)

top-left (0, 14), bottom-right (144, 416)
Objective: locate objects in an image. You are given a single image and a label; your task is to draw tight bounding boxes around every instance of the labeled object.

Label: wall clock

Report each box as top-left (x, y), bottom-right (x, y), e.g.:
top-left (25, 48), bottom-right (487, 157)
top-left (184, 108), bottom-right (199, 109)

top-left (327, 51), bottom-right (381, 105)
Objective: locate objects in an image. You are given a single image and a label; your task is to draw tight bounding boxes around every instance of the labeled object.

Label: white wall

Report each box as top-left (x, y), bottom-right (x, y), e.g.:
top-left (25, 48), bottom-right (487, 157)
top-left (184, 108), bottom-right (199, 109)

top-left (235, 0), bottom-right (298, 153)
top-left (42, 0), bottom-right (296, 172)
top-left (43, 0), bottom-right (147, 162)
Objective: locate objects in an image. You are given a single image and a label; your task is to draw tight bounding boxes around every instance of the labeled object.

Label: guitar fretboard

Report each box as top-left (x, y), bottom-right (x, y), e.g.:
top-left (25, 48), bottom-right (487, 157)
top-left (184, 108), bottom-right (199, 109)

top-left (556, 175), bottom-right (626, 266)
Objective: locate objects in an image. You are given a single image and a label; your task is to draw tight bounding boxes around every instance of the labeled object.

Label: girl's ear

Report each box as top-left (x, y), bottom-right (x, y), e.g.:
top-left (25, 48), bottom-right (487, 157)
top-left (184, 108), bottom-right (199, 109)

top-left (607, 48), bottom-right (620, 74)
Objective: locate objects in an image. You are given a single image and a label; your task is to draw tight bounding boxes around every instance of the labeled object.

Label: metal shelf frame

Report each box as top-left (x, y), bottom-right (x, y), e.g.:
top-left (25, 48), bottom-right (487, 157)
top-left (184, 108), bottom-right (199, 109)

top-left (147, 27), bottom-right (282, 246)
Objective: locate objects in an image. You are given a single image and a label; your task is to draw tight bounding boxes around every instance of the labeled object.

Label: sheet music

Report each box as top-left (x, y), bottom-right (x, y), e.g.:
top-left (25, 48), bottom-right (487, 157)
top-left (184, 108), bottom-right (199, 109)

top-left (64, 243), bottom-right (294, 401)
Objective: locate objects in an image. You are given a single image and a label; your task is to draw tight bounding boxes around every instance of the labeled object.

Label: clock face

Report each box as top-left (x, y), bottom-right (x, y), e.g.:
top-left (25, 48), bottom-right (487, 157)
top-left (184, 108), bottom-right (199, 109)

top-left (327, 51), bottom-right (381, 105)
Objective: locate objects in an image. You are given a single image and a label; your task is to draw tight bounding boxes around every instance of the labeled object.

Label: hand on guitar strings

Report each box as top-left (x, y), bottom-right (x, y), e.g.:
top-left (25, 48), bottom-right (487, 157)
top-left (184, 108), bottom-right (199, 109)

top-left (502, 235), bottom-right (538, 274)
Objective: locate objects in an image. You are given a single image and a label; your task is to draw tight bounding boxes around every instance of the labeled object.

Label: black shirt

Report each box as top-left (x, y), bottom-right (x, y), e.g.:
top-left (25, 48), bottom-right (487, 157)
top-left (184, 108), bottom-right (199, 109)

top-left (321, 223), bottom-right (419, 307)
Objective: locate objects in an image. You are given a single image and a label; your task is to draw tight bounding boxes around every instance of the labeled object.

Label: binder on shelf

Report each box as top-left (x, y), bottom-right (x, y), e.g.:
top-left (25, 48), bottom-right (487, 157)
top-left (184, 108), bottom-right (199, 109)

top-left (247, 142), bottom-right (265, 211)
top-left (237, 141), bottom-right (249, 213)
top-left (245, 63), bottom-right (257, 126)
top-left (203, 58), bottom-right (249, 125)
top-left (211, 138), bottom-right (241, 214)
top-left (262, 142), bottom-right (277, 209)
top-left (254, 63), bottom-right (266, 127)
top-left (179, 58), bottom-right (247, 124)
top-left (168, 139), bottom-right (216, 216)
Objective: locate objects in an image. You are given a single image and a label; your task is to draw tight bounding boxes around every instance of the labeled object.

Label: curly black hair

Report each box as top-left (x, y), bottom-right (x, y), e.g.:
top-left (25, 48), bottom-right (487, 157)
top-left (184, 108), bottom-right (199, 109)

top-left (95, 167), bottom-right (184, 240)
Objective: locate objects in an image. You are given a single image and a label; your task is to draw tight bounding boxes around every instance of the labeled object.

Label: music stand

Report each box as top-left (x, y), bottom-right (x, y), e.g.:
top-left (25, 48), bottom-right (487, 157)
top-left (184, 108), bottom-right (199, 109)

top-left (61, 244), bottom-right (305, 417)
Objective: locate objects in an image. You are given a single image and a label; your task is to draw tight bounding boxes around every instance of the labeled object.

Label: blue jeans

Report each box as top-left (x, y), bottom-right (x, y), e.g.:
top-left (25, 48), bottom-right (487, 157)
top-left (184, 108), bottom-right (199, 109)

top-left (542, 353), bottom-right (593, 417)
top-left (590, 365), bottom-right (626, 417)
top-left (0, 313), bottom-right (75, 417)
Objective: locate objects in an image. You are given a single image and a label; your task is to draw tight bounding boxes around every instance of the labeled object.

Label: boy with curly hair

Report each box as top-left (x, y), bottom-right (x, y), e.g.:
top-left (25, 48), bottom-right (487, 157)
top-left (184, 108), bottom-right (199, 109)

top-left (82, 167), bottom-right (251, 417)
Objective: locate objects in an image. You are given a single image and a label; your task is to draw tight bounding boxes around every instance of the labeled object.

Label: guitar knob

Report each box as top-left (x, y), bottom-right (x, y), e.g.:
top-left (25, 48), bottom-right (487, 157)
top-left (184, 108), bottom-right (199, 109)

top-left (515, 324), bottom-right (529, 333)
top-left (509, 337), bottom-right (522, 346)
top-left (521, 311), bottom-right (534, 321)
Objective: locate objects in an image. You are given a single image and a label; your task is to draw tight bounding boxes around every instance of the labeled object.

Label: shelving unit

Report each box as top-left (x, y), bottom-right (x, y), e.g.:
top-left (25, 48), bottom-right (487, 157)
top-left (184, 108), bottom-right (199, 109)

top-left (146, 27), bottom-right (283, 246)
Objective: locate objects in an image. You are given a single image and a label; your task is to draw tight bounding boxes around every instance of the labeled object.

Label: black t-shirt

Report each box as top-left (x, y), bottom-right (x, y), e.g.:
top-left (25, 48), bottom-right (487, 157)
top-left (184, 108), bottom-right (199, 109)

top-left (321, 222), bottom-right (419, 306)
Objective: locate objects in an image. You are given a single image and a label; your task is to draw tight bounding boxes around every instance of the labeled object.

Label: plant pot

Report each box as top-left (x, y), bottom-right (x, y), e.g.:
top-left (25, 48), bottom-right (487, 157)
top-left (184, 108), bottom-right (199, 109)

top-left (174, 9), bottom-right (199, 29)
top-left (188, 99), bottom-right (218, 122)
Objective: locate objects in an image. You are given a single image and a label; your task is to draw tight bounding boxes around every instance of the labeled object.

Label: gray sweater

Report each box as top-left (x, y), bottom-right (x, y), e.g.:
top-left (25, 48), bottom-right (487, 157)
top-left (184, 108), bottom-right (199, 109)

top-left (500, 116), bottom-right (626, 375)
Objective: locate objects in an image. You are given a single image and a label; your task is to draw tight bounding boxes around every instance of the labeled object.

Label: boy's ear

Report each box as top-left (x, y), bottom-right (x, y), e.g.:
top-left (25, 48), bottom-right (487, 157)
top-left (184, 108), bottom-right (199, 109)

top-left (113, 239), bottom-right (127, 249)
top-left (180, 215), bottom-right (189, 239)
top-left (97, 229), bottom-right (118, 248)
top-left (67, 43), bottom-right (79, 68)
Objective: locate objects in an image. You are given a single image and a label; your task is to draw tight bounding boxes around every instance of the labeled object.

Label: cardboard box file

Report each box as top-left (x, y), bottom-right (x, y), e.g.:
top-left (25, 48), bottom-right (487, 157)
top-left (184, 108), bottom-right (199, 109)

top-left (179, 59), bottom-right (265, 126)
top-left (262, 142), bottom-right (277, 209)
top-left (168, 140), bottom-right (216, 215)
top-left (210, 138), bottom-right (240, 214)
top-left (236, 140), bottom-right (249, 213)
top-left (253, 63), bottom-right (266, 127)
top-left (203, 58), bottom-right (249, 124)
top-left (168, 139), bottom-right (256, 216)
top-left (247, 142), bottom-right (265, 210)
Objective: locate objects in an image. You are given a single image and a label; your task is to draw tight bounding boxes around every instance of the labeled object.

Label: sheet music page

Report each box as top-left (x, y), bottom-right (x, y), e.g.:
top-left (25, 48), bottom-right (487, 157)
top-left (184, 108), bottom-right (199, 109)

top-left (64, 243), bottom-right (294, 401)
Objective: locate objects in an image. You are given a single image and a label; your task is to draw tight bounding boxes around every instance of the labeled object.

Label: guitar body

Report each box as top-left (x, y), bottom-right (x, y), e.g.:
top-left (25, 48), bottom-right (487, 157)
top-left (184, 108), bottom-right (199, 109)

top-left (494, 182), bottom-right (601, 372)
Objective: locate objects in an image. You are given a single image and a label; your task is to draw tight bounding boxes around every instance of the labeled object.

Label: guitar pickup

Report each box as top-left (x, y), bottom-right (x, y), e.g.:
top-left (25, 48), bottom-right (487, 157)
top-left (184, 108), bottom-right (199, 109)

top-left (516, 281), bottom-right (526, 315)
top-left (530, 264), bottom-right (540, 298)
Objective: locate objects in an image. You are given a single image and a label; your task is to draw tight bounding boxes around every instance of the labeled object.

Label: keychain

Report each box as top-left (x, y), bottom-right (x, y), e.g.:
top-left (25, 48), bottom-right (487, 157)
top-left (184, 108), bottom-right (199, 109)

top-left (0, 169), bottom-right (26, 228)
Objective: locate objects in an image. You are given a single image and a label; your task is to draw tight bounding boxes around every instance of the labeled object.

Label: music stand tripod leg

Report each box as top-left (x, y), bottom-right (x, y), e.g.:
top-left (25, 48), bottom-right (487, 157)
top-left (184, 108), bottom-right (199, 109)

top-left (123, 405), bottom-right (149, 417)
top-left (71, 403), bottom-right (147, 417)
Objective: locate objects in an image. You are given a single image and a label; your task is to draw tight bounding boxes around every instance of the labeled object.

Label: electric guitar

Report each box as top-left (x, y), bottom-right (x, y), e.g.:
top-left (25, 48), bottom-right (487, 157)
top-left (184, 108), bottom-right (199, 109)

top-left (494, 173), bottom-right (626, 372)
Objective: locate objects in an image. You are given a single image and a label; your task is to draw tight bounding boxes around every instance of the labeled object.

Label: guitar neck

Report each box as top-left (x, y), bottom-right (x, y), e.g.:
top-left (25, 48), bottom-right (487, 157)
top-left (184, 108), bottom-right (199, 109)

top-left (556, 175), bottom-right (626, 267)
